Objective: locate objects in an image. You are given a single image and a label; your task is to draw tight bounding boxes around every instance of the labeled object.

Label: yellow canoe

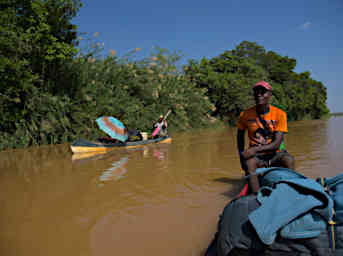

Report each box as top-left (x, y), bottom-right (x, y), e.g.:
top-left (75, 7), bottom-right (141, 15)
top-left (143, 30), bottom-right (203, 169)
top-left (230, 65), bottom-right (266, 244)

top-left (71, 136), bottom-right (172, 154)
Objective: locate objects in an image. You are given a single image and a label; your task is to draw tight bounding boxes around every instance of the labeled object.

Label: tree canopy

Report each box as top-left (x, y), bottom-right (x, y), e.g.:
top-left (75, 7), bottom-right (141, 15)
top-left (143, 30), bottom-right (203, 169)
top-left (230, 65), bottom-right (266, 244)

top-left (185, 41), bottom-right (329, 124)
top-left (0, 4), bottom-right (329, 150)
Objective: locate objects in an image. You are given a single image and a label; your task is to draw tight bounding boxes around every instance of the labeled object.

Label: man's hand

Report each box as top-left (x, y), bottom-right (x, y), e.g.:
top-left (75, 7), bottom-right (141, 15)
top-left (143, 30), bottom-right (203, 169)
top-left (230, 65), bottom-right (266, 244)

top-left (241, 147), bottom-right (258, 160)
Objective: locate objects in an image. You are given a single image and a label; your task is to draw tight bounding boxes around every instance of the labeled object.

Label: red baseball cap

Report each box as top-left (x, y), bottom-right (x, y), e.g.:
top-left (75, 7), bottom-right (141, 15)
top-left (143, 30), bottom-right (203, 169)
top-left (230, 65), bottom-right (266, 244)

top-left (253, 80), bottom-right (272, 91)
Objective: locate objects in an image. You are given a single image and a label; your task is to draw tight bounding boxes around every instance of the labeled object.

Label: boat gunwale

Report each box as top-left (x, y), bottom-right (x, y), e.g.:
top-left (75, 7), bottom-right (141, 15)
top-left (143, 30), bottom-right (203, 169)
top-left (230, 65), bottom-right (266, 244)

top-left (71, 136), bottom-right (171, 153)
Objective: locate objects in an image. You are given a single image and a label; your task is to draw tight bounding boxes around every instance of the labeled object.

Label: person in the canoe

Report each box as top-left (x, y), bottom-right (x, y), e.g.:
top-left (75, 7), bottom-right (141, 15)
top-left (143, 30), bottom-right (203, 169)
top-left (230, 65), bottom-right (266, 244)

top-left (237, 80), bottom-right (295, 194)
top-left (153, 115), bottom-right (168, 138)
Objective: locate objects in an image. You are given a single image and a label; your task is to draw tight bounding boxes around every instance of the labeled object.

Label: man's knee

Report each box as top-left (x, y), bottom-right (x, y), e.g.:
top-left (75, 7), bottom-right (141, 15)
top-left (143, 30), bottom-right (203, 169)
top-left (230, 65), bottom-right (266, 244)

top-left (281, 153), bottom-right (295, 169)
top-left (245, 157), bottom-right (260, 173)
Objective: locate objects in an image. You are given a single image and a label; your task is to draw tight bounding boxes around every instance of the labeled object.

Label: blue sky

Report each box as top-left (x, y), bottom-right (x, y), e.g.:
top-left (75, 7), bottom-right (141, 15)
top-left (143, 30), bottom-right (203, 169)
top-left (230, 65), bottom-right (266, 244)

top-left (73, 0), bottom-right (343, 112)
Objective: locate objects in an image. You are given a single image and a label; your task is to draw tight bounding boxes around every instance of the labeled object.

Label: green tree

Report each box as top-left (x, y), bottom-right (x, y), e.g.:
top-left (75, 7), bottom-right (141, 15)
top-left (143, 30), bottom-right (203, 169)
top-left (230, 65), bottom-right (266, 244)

top-left (0, 0), bottom-right (81, 146)
top-left (184, 41), bottom-right (329, 124)
top-left (185, 50), bottom-right (268, 123)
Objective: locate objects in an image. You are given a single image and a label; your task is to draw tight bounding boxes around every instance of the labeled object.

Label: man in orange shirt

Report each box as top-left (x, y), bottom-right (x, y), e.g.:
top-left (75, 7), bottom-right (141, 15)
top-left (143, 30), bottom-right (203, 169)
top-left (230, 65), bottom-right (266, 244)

top-left (237, 81), bottom-right (295, 193)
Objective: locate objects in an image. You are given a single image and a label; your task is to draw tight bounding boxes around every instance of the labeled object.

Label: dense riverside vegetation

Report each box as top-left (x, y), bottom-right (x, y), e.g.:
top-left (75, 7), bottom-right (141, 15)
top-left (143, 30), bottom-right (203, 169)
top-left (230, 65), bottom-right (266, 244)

top-left (185, 41), bottom-right (329, 124)
top-left (0, 0), bottom-right (329, 150)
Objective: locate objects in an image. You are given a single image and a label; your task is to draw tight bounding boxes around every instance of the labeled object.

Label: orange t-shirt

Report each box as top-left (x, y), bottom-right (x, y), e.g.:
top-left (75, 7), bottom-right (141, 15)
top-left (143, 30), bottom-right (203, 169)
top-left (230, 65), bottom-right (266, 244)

top-left (237, 105), bottom-right (288, 147)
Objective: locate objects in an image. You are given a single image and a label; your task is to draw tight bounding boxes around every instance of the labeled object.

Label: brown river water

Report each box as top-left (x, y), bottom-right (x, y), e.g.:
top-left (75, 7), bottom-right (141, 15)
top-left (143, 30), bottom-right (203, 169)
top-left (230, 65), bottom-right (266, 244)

top-left (1, 116), bottom-right (343, 256)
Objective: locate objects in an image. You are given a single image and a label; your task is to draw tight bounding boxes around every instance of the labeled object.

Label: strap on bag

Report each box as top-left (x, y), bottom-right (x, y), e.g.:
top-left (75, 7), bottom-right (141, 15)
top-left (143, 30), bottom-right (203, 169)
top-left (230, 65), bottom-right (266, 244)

top-left (320, 177), bottom-right (336, 251)
top-left (257, 114), bottom-right (285, 151)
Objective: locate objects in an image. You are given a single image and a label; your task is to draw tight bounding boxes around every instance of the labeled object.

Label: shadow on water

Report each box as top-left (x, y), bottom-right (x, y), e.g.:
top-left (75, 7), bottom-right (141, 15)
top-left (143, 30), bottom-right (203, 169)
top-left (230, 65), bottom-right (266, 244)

top-left (213, 176), bottom-right (246, 198)
top-left (213, 176), bottom-right (243, 184)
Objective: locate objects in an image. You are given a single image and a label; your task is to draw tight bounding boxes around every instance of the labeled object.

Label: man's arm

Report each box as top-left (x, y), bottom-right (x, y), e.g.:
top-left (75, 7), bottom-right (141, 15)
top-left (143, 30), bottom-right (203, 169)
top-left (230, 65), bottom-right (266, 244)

top-left (237, 129), bottom-right (245, 152)
top-left (242, 131), bottom-right (284, 159)
top-left (237, 129), bottom-right (248, 171)
top-left (256, 131), bottom-right (283, 153)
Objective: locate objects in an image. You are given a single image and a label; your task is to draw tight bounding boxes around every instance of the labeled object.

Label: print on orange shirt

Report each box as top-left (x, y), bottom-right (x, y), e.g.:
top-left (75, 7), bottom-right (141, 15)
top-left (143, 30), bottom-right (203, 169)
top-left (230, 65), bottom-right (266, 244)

top-left (237, 105), bottom-right (288, 148)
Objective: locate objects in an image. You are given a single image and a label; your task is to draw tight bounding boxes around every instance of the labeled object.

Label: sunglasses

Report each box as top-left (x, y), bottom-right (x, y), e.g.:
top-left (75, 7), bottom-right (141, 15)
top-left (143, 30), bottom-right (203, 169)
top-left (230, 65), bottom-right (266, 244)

top-left (253, 87), bottom-right (269, 95)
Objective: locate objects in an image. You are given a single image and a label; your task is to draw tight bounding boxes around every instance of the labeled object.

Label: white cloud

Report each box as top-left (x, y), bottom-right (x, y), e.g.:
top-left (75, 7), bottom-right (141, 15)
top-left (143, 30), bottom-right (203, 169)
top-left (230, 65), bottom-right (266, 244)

top-left (299, 22), bottom-right (312, 30)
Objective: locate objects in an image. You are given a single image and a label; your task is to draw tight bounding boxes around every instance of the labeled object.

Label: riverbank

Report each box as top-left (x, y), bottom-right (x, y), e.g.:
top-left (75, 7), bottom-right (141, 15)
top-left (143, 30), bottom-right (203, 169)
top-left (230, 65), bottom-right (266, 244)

top-left (331, 112), bottom-right (343, 117)
top-left (2, 3), bottom-right (329, 152)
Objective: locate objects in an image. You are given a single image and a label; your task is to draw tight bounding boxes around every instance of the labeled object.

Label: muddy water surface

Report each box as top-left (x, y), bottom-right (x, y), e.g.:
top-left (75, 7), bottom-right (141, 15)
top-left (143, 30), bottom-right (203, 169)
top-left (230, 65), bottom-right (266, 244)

top-left (0, 116), bottom-right (343, 256)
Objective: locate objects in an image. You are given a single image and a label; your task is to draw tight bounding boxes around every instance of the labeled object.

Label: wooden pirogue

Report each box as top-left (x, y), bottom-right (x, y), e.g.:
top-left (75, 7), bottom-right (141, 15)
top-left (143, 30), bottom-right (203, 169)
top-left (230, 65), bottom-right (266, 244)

top-left (70, 136), bottom-right (172, 154)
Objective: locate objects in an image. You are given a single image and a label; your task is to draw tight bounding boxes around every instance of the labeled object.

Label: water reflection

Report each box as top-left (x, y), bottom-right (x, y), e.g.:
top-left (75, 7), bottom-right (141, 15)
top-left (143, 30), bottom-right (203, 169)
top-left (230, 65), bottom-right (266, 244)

top-left (99, 156), bottom-right (128, 182)
top-left (70, 143), bottom-right (172, 190)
